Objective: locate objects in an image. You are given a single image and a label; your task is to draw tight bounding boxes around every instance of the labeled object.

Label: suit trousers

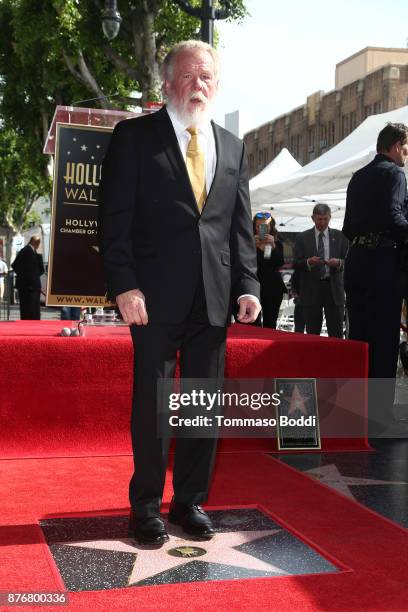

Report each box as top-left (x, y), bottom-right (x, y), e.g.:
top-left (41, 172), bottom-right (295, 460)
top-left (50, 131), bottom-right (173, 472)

top-left (18, 288), bottom-right (41, 320)
top-left (129, 275), bottom-right (227, 517)
top-left (303, 280), bottom-right (344, 338)
top-left (345, 246), bottom-right (402, 427)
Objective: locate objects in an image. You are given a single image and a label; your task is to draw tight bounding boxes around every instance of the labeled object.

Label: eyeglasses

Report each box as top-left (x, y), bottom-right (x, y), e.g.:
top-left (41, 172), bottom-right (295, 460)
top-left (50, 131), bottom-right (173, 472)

top-left (255, 212), bottom-right (271, 220)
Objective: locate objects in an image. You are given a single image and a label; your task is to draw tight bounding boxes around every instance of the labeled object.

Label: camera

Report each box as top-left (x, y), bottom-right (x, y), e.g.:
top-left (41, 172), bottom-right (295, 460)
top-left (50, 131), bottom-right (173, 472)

top-left (258, 224), bottom-right (269, 240)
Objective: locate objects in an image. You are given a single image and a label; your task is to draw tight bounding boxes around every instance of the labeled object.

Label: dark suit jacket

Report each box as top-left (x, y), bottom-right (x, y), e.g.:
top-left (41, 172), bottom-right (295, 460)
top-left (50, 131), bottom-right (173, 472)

top-left (343, 153), bottom-right (408, 242)
top-left (293, 227), bottom-right (349, 306)
top-left (11, 245), bottom-right (42, 291)
top-left (99, 107), bottom-right (260, 326)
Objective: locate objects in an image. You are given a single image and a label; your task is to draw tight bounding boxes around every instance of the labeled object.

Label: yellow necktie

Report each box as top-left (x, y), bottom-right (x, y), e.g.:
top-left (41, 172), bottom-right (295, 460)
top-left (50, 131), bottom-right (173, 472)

top-left (186, 127), bottom-right (207, 213)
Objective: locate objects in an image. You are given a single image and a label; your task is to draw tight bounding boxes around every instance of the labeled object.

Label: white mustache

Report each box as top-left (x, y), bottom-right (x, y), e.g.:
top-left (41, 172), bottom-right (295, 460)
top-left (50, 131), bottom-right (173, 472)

top-left (189, 92), bottom-right (206, 103)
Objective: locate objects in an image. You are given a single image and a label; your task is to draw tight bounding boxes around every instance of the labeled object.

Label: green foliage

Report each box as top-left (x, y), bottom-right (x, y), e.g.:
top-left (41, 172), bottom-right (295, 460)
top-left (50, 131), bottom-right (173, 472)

top-left (0, 128), bottom-right (51, 233)
top-left (0, 0), bottom-right (247, 231)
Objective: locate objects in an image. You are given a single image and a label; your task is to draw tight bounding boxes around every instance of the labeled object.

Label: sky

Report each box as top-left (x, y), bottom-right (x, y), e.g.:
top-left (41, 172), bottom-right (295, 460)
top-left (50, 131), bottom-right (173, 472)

top-left (212, 0), bottom-right (408, 135)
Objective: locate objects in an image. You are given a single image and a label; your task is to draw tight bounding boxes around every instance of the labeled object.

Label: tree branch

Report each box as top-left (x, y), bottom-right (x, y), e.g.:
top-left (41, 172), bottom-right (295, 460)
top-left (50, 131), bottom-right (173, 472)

top-left (64, 50), bottom-right (111, 109)
top-left (77, 50), bottom-right (110, 109)
top-left (172, 0), bottom-right (201, 18)
top-left (63, 52), bottom-right (86, 85)
top-left (102, 44), bottom-right (141, 81)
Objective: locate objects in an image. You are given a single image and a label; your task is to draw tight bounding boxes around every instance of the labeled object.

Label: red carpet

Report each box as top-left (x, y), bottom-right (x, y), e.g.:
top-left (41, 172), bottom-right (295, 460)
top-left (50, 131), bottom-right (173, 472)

top-left (0, 321), bottom-right (369, 458)
top-left (1, 452), bottom-right (407, 610)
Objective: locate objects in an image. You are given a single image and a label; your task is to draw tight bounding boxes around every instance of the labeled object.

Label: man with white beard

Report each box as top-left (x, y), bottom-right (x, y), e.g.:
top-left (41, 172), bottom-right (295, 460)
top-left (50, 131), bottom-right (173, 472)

top-left (99, 41), bottom-right (260, 545)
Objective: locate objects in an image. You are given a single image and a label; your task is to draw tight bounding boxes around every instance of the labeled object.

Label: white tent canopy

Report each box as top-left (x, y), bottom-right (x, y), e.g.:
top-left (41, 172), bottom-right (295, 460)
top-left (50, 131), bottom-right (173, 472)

top-left (250, 105), bottom-right (408, 208)
top-left (268, 189), bottom-right (346, 231)
top-left (273, 213), bottom-right (344, 233)
top-left (249, 147), bottom-right (301, 191)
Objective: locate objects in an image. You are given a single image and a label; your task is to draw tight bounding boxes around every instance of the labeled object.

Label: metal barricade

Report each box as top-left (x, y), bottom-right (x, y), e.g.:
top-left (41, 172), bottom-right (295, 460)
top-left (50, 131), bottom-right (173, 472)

top-left (0, 272), bottom-right (13, 321)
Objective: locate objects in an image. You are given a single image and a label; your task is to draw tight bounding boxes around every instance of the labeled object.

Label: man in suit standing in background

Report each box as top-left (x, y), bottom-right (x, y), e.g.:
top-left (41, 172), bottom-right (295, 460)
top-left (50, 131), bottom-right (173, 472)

top-left (99, 41), bottom-right (260, 546)
top-left (343, 122), bottom-right (408, 433)
top-left (11, 235), bottom-right (43, 320)
top-left (293, 204), bottom-right (348, 338)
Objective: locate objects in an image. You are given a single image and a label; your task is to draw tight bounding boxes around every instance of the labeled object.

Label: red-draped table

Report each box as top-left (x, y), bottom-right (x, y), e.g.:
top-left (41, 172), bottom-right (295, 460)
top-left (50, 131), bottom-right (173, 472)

top-left (0, 321), bottom-right (368, 457)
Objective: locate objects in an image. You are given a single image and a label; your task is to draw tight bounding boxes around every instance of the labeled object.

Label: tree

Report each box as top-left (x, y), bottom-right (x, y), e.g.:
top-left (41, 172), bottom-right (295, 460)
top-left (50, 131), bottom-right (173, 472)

top-left (0, 0), bottom-right (247, 233)
top-left (0, 128), bottom-right (51, 238)
top-left (1, 0), bottom-right (247, 118)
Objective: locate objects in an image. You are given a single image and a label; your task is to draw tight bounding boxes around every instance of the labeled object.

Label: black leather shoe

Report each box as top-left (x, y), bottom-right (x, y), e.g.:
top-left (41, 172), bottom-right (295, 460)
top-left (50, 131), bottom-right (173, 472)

top-left (128, 512), bottom-right (169, 545)
top-left (168, 500), bottom-right (215, 539)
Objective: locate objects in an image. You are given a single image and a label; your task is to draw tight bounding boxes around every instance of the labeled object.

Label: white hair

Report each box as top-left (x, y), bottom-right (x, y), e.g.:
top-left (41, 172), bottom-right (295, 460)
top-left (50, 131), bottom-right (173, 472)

top-left (161, 40), bottom-right (220, 82)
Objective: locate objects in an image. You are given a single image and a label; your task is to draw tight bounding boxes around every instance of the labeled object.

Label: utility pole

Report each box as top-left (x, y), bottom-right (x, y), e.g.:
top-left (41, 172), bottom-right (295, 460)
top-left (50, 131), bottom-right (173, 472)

top-left (173, 0), bottom-right (233, 46)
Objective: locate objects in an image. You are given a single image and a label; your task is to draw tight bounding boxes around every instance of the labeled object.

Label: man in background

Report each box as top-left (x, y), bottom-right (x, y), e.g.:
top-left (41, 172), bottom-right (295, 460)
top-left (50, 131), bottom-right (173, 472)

top-left (343, 122), bottom-right (408, 433)
top-left (100, 40), bottom-right (260, 545)
top-left (293, 204), bottom-right (348, 338)
top-left (11, 235), bottom-right (44, 320)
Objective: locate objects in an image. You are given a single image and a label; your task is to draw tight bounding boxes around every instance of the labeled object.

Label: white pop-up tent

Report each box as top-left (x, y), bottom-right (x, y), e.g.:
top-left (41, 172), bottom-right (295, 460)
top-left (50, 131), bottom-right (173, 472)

top-left (268, 191), bottom-right (346, 233)
top-left (250, 105), bottom-right (408, 211)
top-left (249, 147), bottom-right (301, 191)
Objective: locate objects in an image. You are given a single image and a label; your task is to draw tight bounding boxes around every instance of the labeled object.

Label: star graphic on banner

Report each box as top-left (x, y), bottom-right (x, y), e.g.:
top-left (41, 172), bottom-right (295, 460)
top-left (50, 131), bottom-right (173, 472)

top-left (64, 528), bottom-right (284, 584)
top-left (305, 464), bottom-right (408, 499)
top-left (282, 384), bottom-right (308, 416)
top-left (81, 144), bottom-right (88, 151)
top-left (91, 155), bottom-right (95, 160)
top-left (67, 151), bottom-right (71, 155)
top-left (96, 144), bottom-right (100, 149)
top-left (73, 137), bottom-right (77, 142)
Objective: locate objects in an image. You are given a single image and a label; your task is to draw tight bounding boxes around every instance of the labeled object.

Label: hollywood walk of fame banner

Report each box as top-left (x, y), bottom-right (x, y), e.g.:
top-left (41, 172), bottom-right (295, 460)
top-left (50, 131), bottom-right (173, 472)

top-left (275, 378), bottom-right (321, 450)
top-left (47, 123), bottom-right (115, 307)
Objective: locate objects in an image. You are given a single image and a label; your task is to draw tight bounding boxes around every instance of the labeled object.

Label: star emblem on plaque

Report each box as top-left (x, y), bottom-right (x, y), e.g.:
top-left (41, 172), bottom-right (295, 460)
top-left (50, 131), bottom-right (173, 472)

top-left (276, 379), bottom-right (321, 449)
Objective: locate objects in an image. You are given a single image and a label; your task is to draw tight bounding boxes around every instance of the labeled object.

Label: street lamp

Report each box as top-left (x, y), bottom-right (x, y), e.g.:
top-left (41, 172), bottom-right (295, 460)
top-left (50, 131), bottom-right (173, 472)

top-left (101, 0), bottom-right (122, 40)
top-left (173, 0), bottom-right (232, 46)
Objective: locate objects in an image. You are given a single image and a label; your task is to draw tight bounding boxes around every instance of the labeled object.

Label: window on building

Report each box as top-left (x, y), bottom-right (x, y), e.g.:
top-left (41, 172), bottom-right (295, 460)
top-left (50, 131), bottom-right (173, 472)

top-left (249, 154), bottom-right (254, 175)
top-left (273, 142), bottom-right (282, 157)
top-left (264, 148), bottom-right (269, 166)
top-left (328, 121), bottom-right (335, 145)
top-left (342, 115), bottom-right (349, 138)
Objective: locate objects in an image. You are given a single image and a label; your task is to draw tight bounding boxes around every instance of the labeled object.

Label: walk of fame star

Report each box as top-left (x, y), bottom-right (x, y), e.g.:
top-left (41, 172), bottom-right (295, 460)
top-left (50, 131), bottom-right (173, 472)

top-left (42, 510), bottom-right (338, 591)
top-left (305, 464), bottom-right (408, 499)
top-left (65, 527), bottom-right (284, 584)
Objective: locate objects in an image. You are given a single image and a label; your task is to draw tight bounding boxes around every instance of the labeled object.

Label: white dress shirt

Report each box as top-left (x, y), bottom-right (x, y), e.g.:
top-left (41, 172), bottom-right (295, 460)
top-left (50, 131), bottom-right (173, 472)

top-left (167, 109), bottom-right (216, 194)
top-left (167, 108), bottom-right (260, 309)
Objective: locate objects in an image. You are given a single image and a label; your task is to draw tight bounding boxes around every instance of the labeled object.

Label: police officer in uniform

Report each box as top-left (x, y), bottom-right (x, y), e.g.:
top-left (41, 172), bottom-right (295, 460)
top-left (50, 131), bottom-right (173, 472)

top-left (343, 122), bottom-right (408, 434)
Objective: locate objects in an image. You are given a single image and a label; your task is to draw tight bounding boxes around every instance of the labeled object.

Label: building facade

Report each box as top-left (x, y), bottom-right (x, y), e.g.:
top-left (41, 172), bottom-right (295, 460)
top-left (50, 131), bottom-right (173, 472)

top-left (244, 47), bottom-right (408, 178)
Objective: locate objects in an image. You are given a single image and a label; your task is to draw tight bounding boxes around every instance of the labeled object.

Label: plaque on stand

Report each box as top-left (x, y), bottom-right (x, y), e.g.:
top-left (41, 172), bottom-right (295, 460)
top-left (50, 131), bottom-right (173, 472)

top-left (43, 106), bottom-right (141, 310)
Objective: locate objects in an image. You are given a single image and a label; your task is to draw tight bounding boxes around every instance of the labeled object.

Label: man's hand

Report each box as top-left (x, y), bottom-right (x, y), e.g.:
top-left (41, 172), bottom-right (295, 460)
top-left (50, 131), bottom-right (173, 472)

top-left (307, 256), bottom-right (322, 267)
top-left (116, 289), bottom-right (148, 325)
top-left (236, 297), bottom-right (261, 324)
top-left (325, 258), bottom-right (341, 268)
